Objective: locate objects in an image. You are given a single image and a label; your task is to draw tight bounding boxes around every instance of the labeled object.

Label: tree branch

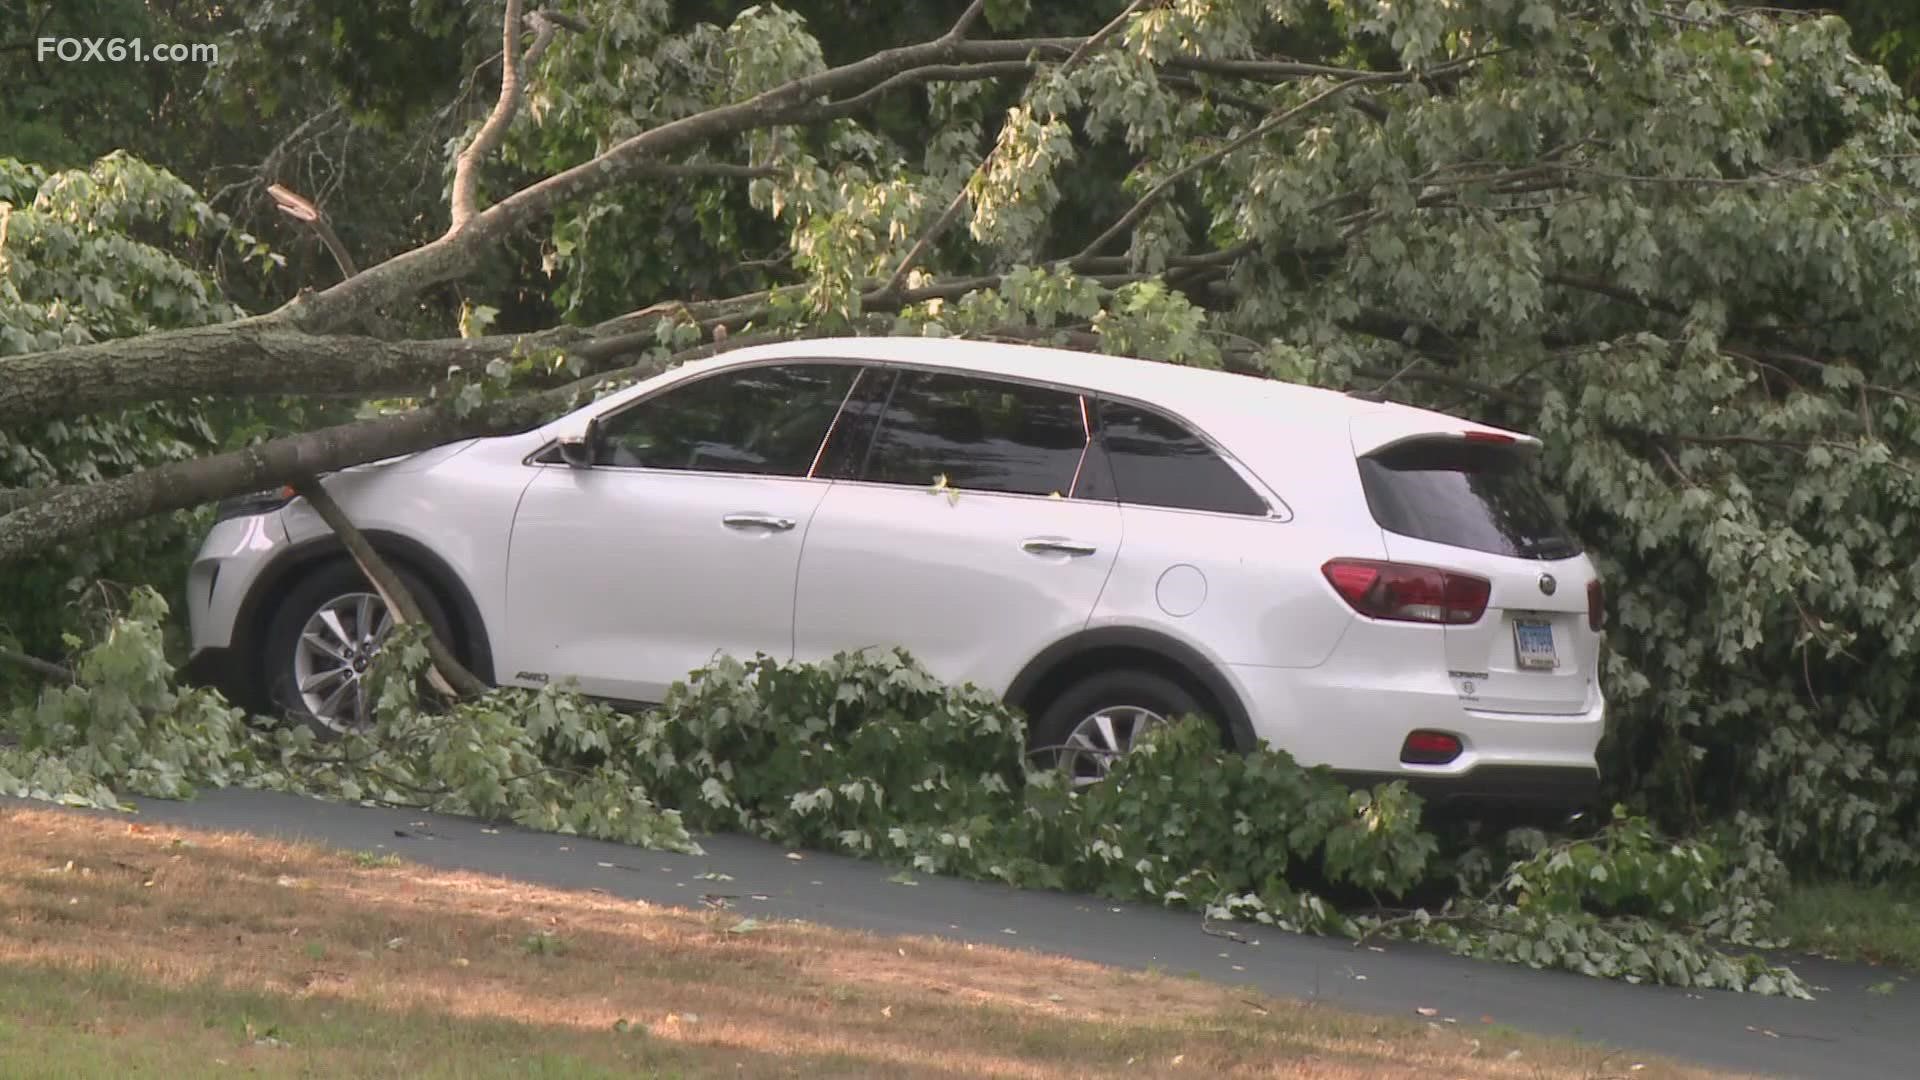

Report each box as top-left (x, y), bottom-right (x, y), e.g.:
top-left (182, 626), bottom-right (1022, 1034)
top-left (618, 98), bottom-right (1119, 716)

top-left (1061, 0), bottom-right (1153, 71)
top-left (945, 0), bottom-right (988, 40)
top-left (0, 646), bottom-right (73, 685)
top-left (289, 477), bottom-right (489, 699)
top-left (0, 342), bottom-right (701, 565)
top-left (450, 1), bottom-right (570, 231)
top-left (877, 5), bottom-right (1144, 299)
top-left (210, 104), bottom-right (346, 209)
top-left (1071, 72), bottom-right (1398, 265)
top-left (269, 183), bottom-right (359, 280)
top-left (0, 393), bottom-right (558, 567)
top-left (1729, 348), bottom-right (1920, 410)
top-left (280, 33), bottom-right (1085, 334)
top-left (811, 61), bottom-right (1039, 121)
top-left (0, 324), bottom-right (551, 428)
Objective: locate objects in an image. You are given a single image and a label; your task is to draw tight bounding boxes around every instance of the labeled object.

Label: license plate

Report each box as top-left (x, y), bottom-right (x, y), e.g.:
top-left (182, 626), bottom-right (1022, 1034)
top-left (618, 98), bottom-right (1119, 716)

top-left (1513, 618), bottom-right (1558, 670)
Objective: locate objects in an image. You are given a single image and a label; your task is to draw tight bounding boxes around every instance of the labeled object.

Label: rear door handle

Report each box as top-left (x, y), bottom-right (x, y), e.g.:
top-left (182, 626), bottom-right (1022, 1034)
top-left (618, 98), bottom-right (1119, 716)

top-left (1022, 536), bottom-right (1098, 557)
top-left (723, 512), bottom-right (797, 532)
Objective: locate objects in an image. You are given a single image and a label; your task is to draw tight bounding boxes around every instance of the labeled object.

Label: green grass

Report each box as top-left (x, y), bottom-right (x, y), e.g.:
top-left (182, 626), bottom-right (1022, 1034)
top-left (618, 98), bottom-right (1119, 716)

top-left (1771, 878), bottom-right (1920, 971)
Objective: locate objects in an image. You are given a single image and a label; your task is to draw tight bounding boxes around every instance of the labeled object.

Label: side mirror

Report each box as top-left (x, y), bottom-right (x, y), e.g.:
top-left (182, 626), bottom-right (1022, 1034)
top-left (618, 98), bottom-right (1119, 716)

top-left (557, 418), bottom-right (601, 469)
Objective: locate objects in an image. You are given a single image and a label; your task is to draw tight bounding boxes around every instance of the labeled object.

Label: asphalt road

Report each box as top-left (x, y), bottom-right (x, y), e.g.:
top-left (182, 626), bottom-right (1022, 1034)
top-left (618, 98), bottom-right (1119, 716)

top-left (17, 788), bottom-right (1916, 1078)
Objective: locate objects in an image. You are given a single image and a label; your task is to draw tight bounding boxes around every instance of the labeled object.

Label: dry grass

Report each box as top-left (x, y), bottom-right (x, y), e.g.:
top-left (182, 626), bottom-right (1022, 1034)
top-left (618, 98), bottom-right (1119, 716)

top-left (0, 806), bottom-right (1742, 1079)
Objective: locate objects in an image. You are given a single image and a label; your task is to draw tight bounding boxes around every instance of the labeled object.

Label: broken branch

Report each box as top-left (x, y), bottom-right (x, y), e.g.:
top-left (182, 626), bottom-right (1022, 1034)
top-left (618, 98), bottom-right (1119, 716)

top-left (289, 477), bottom-right (489, 700)
top-left (0, 646), bottom-right (74, 685)
top-left (450, 0), bottom-right (573, 231)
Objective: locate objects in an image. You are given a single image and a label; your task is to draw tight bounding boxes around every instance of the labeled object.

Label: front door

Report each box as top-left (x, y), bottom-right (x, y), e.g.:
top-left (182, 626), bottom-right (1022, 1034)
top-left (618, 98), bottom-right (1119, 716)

top-left (501, 362), bottom-right (862, 702)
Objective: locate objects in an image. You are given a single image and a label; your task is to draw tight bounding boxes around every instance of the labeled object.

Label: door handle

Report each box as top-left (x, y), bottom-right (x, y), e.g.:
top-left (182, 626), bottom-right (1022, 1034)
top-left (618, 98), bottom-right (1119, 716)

top-left (723, 512), bottom-right (797, 532)
top-left (1022, 536), bottom-right (1098, 557)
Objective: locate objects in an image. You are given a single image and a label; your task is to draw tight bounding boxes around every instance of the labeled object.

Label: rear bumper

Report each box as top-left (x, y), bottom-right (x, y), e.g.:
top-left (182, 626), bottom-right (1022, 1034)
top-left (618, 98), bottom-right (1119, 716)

top-left (1334, 764), bottom-right (1599, 814)
top-left (1227, 658), bottom-right (1605, 804)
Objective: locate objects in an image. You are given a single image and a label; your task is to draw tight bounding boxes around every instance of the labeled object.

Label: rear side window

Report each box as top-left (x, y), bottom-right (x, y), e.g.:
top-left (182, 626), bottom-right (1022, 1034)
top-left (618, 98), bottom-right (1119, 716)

top-left (1079, 401), bottom-right (1268, 516)
top-left (1358, 440), bottom-right (1580, 559)
top-left (858, 370), bottom-right (1089, 496)
top-left (812, 366), bottom-right (893, 479)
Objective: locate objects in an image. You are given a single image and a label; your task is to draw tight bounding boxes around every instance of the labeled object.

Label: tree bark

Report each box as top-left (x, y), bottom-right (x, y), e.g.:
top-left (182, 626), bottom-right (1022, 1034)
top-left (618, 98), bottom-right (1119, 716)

top-left (0, 646), bottom-right (74, 684)
top-left (0, 323), bottom-right (546, 429)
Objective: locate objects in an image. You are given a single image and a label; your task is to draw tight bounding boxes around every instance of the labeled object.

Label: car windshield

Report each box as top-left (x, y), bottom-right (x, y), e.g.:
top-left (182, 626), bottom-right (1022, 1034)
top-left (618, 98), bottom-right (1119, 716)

top-left (1357, 439), bottom-right (1581, 560)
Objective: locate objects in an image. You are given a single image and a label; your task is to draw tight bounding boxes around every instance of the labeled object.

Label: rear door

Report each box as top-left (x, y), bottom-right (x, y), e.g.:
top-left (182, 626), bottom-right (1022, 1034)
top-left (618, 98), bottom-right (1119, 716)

top-left (792, 367), bottom-right (1121, 692)
top-left (1356, 435), bottom-right (1598, 715)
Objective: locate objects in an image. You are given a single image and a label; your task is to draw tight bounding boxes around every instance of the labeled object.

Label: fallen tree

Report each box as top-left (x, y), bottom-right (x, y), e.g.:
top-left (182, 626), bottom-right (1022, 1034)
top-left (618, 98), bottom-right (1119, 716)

top-left (4, 0), bottom-right (1920, 880)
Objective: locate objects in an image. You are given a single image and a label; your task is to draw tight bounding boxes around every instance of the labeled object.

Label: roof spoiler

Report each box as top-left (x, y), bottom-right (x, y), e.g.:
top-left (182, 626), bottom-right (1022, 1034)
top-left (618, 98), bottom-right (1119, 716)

top-left (1349, 411), bottom-right (1542, 458)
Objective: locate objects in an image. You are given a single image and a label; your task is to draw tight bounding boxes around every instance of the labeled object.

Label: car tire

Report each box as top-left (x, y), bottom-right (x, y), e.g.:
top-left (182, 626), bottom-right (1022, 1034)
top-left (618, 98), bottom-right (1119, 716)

top-left (1029, 669), bottom-right (1214, 786)
top-left (261, 559), bottom-right (458, 739)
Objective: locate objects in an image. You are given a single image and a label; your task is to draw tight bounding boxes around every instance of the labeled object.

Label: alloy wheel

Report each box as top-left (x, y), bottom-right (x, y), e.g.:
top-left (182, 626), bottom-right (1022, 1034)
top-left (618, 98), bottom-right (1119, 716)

top-left (1059, 705), bottom-right (1167, 787)
top-left (289, 592), bottom-right (394, 732)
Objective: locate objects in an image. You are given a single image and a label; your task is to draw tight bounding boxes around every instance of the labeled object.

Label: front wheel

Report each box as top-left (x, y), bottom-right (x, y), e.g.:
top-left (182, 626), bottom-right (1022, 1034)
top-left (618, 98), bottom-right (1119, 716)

top-left (1029, 670), bottom-right (1207, 787)
top-left (261, 561), bottom-right (455, 737)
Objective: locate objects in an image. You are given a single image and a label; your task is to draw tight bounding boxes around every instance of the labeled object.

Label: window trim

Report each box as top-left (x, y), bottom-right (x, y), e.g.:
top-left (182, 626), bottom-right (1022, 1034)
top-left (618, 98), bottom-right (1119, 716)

top-left (804, 367), bottom-right (870, 478)
top-left (846, 365), bottom-right (1094, 498)
top-left (524, 358), bottom-right (872, 478)
top-left (523, 353), bottom-right (1294, 522)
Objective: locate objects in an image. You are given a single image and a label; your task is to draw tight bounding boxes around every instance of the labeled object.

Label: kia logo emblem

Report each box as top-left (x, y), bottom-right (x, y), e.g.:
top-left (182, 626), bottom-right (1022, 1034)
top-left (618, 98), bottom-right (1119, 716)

top-left (1538, 573), bottom-right (1557, 596)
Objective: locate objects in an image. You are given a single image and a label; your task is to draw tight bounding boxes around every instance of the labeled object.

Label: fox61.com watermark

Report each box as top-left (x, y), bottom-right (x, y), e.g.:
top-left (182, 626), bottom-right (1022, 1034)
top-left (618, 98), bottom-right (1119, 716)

top-left (38, 37), bottom-right (218, 64)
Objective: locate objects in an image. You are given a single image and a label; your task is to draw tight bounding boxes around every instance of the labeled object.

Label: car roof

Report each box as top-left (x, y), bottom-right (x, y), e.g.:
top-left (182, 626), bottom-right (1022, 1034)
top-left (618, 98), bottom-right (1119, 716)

top-left (685, 336), bottom-right (1531, 450)
top-left (695, 336), bottom-right (1356, 422)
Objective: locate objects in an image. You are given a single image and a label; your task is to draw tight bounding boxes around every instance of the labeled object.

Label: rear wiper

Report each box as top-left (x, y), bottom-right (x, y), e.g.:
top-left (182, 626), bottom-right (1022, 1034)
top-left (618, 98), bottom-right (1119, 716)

top-left (1515, 536), bottom-right (1577, 559)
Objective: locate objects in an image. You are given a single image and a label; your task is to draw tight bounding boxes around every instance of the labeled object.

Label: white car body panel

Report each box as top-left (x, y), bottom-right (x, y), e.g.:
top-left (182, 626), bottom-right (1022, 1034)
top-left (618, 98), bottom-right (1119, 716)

top-left (1377, 533), bottom-right (1599, 717)
top-left (1085, 504), bottom-right (1362, 671)
top-left (184, 336), bottom-right (1608, 797)
top-left (276, 435), bottom-right (536, 667)
top-left (187, 512), bottom-right (291, 653)
top-left (502, 466), bottom-right (832, 701)
top-left (792, 482), bottom-right (1122, 693)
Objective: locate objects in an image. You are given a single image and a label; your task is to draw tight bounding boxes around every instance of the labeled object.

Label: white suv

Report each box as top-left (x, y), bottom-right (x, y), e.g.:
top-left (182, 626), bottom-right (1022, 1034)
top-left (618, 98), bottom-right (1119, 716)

top-left (184, 337), bottom-right (1605, 808)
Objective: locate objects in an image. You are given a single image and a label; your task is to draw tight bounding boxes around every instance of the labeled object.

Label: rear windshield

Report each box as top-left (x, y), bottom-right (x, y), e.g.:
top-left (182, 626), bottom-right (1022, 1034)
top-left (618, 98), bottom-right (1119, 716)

top-left (1358, 440), bottom-right (1581, 559)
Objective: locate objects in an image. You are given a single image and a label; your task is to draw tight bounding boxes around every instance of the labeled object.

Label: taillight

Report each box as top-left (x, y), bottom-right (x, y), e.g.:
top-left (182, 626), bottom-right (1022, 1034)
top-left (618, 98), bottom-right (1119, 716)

top-left (1461, 430), bottom-right (1516, 444)
top-left (1321, 559), bottom-right (1491, 625)
top-left (1587, 578), bottom-right (1605, 632)
top-left (1401, 730), bottom-right (1463, 765)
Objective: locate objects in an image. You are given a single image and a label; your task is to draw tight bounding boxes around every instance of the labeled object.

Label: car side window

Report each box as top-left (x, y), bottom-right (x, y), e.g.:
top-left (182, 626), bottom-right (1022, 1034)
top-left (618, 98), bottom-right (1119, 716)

top-left (812, 367), bottom-right (897, 480)
top-left (859, 370), bottom-right (1090, 497)
top-left (591, 363), bottom-right (859, 476)
top-left (1085, 400), bottom-right (1269, 516)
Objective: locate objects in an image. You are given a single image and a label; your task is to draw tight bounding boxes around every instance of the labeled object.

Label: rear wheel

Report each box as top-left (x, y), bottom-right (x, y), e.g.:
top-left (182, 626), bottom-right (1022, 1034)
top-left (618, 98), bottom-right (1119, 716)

top-left (1029, 670), bottom-right (1208, 787)
top-left (261, 561), bottom-right (456, 738)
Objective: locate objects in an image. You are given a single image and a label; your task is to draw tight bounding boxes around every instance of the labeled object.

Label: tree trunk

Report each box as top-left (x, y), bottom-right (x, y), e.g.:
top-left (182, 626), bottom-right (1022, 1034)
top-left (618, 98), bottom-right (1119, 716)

top-left (0, 392), bottom-right (556, 564)
top-left (0, 323), bottom-right (544, 429)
